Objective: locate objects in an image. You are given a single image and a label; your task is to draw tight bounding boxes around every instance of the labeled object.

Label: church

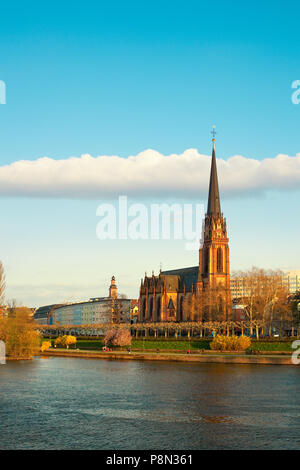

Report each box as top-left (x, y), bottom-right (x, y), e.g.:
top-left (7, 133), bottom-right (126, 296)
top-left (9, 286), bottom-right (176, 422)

top-left (138, 134), bottom-right (231, 323)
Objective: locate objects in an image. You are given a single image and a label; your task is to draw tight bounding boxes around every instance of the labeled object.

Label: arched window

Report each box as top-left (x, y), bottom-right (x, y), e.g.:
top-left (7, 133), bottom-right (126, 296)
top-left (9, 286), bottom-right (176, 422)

top-left (156, 297), bottom-right (161, 322)
top-left (217, 296), bottom-right (224, 319)
top-left (142, 298), bottom-right (146, 320)
top-left (217, 247), bottom-right (223, 273)
top-left (149, 297), bottom-right (153, 320)
top-left (179, 297), bottom-right (184, 322)
top-left (204, 247), bottom-right (209, 274)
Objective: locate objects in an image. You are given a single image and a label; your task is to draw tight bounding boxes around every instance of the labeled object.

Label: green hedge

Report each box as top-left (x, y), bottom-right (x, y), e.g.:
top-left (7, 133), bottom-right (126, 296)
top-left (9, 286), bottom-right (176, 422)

top-left (247, 341), bottom-right (293, 351)
top-left (132, 339), bottom-right (211, 350)
top-left (76, 340), bottom-right (103, 350)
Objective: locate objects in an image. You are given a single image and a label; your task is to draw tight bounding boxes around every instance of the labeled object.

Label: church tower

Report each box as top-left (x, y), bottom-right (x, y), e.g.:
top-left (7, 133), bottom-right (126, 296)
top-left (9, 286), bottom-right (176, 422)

top-left (109, 276), bottom-right (118, 299)
top-left (198, 130), bottom-right (231, 318)
top-left (139, 127), bottom-right (232, 324)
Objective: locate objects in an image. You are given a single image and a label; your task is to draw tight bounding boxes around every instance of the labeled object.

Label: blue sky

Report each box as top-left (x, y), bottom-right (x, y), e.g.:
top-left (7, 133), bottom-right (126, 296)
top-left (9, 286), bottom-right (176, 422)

top-left (0, 1), bottom-right (299, 306)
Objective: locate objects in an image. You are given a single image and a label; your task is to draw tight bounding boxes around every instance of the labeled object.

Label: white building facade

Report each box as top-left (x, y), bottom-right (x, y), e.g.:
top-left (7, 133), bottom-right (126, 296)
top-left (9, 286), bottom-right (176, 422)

top-left (34, 276), bottom-right (132, 325)
top-left (52, 297), bottom-right (131, 326)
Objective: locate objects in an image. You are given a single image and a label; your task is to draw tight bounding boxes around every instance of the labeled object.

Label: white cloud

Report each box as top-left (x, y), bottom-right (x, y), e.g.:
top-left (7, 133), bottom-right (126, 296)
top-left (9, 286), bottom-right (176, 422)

top-left (0, 149), bottom-right (299, 198)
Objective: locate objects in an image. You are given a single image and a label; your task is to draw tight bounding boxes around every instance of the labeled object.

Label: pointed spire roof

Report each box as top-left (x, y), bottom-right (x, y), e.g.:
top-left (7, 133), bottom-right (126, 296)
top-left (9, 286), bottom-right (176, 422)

top-left (207, 139), bottom-right (221, 217)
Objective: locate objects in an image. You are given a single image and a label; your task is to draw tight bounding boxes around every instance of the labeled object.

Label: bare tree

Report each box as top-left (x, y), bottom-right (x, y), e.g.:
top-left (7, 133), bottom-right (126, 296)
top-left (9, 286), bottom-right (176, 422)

top-left (108, 294), bottom-right (129, 324)
top-left (182, 284), bottom-right (231, 326)
top-left (291, 292), bottom-right (300, 336)
top-left (183, 292), bottom-right (204, 322)
top-left (232, 267), bottom-right (290, 336)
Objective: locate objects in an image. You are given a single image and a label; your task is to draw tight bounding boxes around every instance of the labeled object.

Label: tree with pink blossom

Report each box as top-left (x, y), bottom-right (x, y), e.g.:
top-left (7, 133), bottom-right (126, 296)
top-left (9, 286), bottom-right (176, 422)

top-left (103, 328), bottom-right (132, 348)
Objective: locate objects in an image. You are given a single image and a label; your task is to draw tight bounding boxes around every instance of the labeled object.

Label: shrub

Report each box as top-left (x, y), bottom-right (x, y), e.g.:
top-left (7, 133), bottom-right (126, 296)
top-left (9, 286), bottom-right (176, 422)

top-left (55, 335), bottom-right (76, 349)
top-left (237, 335), bottom-right (251, 350)
top-left (54, 336), bottom-right (63, 347)
top-left (40, 341), bottom-right (51, 352)
top-left (210, 335), bottom-right (251, 351)
top-left (64, 335), bottom-right (77, 348)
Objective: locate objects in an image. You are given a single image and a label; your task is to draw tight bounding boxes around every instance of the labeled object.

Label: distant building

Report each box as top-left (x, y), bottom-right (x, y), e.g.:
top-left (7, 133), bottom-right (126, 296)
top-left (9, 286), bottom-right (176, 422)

top-left (52, 298), bottom-right (118, 325)
top-left (230, 278), bottom-right (248, 301)
top-left (283, 270), bottom-right (300, 294)
top-left (28, 307), bottom-right (36, 317)
top-left (109, 276), bottom-right (118, 299)
top-left (231, 304), bottom-right (247, 321)
top-left (34, 276), bottom-right (135, 326)
top-left (34, 304), bottom-right (65, 325)
top-left (130, 299), bottom-right (139, 323)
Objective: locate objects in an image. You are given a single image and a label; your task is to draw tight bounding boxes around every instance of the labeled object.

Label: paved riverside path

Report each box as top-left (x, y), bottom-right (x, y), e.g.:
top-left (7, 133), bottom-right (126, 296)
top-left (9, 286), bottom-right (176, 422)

top-left (41, 348), bottom-right (295, 366)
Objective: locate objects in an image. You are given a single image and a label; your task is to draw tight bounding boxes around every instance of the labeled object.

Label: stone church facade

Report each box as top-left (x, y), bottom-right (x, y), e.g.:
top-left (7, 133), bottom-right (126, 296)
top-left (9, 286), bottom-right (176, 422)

top-left (138, 137), bottom-right (231, 323)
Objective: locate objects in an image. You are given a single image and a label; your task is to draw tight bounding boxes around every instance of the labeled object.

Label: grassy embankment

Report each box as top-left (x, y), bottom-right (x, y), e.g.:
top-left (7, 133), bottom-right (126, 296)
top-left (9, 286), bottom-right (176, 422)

top-left (43, 337), bottom-right (294, 352)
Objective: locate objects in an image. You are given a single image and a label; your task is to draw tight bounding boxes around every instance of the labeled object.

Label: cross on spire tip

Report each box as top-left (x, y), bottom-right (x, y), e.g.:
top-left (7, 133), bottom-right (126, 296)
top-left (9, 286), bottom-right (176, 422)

top-left (211, 125), bottom-right (217, 144)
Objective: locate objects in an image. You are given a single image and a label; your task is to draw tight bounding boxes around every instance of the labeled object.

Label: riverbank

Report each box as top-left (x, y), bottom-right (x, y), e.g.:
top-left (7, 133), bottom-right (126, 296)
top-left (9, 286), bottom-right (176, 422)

top-left (41, 348), bottom-right (295, 365)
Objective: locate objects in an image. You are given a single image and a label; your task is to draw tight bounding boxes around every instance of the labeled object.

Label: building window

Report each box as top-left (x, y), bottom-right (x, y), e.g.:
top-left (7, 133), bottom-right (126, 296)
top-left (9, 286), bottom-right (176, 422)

top-left (217, 247), bottom-right (223, 273)
top-left (142, 298), bottom-right (146, 320)
top-left (149, 297), bottom-right (153, 321)
top-left (179, 297), bottom-right (184, 322)
top-left (204, 247), bottom-right (209, 274)
top-left (156, 297), bottom-right (161, 322)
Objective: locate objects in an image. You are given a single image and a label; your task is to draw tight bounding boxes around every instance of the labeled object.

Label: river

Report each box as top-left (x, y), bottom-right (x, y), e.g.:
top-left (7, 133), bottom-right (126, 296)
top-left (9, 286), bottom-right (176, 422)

top-left (0, 357), bottom-right (299, 449)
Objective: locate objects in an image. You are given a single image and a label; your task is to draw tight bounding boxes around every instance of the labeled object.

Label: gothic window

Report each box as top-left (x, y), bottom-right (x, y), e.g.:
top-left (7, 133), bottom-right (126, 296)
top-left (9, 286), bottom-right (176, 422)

top-left (217, 296), bottom-right (224, 319)
top-left (149, 297), bottom-right (153, 320)
top-left (142, 298), bottom-right (146, 320)
top-left (179, 297), bottom-right (184, 322)
top-left (204, 248), bottom-right (209, 274)
top-left (156, 297), bottom-right (161, 322)
top-left (217, 247), bottom-right (223, 273)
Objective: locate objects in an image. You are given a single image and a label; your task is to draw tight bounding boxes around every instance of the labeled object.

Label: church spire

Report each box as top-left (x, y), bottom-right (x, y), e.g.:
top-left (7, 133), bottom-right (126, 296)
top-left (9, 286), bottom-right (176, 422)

top-left (207, 126), bottom-right (221, 217)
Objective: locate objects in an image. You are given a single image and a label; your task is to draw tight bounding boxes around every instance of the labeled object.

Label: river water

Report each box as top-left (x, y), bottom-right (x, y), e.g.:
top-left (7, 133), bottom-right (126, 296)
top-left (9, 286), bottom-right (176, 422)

top-left (0, 357), bottom-right (299, 449)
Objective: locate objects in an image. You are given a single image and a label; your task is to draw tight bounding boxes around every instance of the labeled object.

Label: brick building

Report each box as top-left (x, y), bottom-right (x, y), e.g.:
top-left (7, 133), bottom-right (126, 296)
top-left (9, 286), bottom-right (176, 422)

top-left (139, 136), bottom-right (231, 322)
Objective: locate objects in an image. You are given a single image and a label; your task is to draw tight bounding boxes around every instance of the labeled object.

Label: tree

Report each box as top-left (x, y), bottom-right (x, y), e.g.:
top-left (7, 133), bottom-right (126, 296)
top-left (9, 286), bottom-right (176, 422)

top-left (204, 285), bottom-right (232, 322)
top-left (113, 329), bottom-right (132, 347)
top-left (290, 292), bottom-right (300, 336)
top-left (183, 285), bottom-right (231, 324)
top-left (232, 267), bottom-right (290, 336)
top-left (111, 294), bottom-right (129, 324)
top-left (64, 335), bottom-right (77, 348)
top-left (55, 335), bottom-right (76, 348)
top-left (103, 329), bottom-right (117, 346)
top-left (231, 268), bottom-right (261, 334)
top-left (183, 292), bottom-right (203, 322)
top-left (104, 328), bottom-right (132, 347)
top-left (0, 305), bottom-right (40, 359)
top-left (254, 268), bottom-right (290, 334)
